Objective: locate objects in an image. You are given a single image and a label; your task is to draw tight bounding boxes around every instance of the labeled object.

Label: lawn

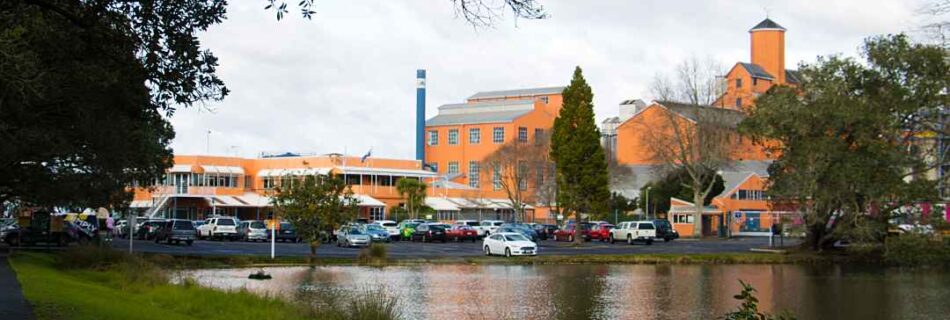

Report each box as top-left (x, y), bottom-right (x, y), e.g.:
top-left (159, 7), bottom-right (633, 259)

top-left (9, 252), bottom-right (309, 320)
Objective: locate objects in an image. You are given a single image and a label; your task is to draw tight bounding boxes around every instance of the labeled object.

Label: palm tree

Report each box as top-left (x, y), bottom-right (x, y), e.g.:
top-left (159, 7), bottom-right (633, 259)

top-left (396, 178), bottom-right (427, 220)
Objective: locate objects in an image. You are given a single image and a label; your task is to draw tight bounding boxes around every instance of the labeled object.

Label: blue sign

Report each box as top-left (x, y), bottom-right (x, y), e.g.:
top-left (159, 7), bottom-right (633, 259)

top-left (734, 211), bottom-right (742, 219)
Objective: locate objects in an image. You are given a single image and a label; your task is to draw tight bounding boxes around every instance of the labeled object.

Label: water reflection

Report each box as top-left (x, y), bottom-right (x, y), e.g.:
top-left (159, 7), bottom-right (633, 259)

top-left (184, 264), bottom-right (950, 320)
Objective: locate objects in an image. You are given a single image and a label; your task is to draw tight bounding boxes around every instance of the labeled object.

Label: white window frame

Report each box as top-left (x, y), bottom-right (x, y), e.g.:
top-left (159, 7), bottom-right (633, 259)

top-left (468, 161), bottom-right (480, 188)
top-left (493, 127), bottom-right (504, 143)
top-left (448, 129), bottom-right (459, 145)
top-left (428, 130), bottom-right (439, 146)
top-left (469, 128), bottom-right (480, 144)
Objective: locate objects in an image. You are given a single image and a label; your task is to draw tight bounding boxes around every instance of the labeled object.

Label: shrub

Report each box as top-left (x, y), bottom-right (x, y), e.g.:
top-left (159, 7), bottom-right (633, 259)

top-left (883, 234), bottom-right (950, 266)
top-left (357, 243), bottom-right (388, 265)
top-left (56, 245), bottom-right (129, 270)
top-left (722, 280), bottom-right (796, 320)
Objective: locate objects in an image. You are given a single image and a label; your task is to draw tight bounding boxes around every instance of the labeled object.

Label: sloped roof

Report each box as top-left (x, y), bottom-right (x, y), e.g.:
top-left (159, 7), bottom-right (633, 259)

top-left (750, 18), bottom-right (786, 32)
top-left (468, 86), bottom-right (565, 100)
top-left (716, 172), bottom-right (757, 198)
top-left (426, 99), bottom-right (536, 126)
top-left (654, 100), bottom-right (747, 128)
top-left (739, 63), bottom-right (775, 80)
top-left (785, 69), bottom-right (803, 84)
top-left (609, 161), bottom-right (773, 199)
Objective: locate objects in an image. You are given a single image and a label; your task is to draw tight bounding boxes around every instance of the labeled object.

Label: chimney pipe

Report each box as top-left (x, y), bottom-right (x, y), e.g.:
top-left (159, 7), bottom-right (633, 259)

top-left (415, 69), bottom-right (426, 163)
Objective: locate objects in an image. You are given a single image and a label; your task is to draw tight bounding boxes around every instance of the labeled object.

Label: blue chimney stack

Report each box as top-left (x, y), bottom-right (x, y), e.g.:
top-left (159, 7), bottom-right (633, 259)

top-left (415, 69), bottom-right (426, 163)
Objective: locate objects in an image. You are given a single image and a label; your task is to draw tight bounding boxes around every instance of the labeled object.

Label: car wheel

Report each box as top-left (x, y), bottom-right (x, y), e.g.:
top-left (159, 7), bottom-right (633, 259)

top-left (664, 237), bottom-right (671, 242)
top-left (484, 246), bottom-right (491, 256)
top-left (627, 235), bottom-right (633, 245)
top-left (186, 240), bottom-right (193, 246)
top-left (646, 240), bottom-right (653, 246)
top-left (154, 237), bottom-right (160, 244)
top-left (168, 238), bottom-right (174, 245)
top-left (9, 236), bottom-right (20, 247)
top-left (609, 235), bottom-right (615, 244)
top-left (422, 235), bottom-right (427, 243)
top-left (505, 248), bottom-right (511, 257)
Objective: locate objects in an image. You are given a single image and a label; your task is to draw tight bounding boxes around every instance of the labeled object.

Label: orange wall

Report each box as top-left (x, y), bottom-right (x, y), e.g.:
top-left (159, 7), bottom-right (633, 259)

top-left (751, 30), bottom-right (785, 84)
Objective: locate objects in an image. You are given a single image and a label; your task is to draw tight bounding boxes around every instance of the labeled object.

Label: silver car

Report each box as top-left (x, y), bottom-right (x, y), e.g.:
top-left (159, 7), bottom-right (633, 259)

top-left (336, 227), bottom-right (371, 248)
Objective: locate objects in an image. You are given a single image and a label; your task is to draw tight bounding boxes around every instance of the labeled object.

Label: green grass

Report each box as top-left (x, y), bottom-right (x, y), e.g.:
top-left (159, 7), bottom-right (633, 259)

top-left (10, 252), bottom-right (310, 320)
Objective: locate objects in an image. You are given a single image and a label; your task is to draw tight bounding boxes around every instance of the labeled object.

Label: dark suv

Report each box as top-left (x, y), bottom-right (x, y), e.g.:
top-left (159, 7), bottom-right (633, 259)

top-left (154, 219), bottom-right (196, 245)
top-left (411, 223), bottom-right (447, 242)
top-left (652, 219), bottom-right (679, 242)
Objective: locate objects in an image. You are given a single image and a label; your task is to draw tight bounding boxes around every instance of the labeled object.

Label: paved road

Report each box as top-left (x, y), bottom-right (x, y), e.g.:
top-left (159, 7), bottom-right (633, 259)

top-left (0, 254), bottom-right (33, 320)
top-left (108, 236), bottom-right (787, 258)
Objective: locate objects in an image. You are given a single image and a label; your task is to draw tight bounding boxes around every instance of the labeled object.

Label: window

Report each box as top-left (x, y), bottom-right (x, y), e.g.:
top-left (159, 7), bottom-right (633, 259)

top-left (736, 78), bottom-right (743, 88)
top-left (447, 161), bottom-right (459, 174)
top-left (534, 128), bottom-right (544, 145)
top-left (735, 98), bottom-right (742, 108)
top-left (733, 189), bottom-right (766, 200)
top-left (518, 161), bottom-right (528, 190)
top-left (428, 130), bottom-right (438, 146)
top-left (468, 161), bottom-right (480, 188)
top-left (518, 127), bottom-right (528, 143)
top-left (369, 207), bottom-right (384, 221)
top-left (492, 164), bottom-right (502, 190)
top-left (672, 214), bottom-right (695, 224)
top-left (539, 96), bottom-right (549, 104)
top-left (469, 128), bottom-right (480, 144)
top-left (493, 127), bottom-right (504, 143)
top-left (429, 162), bottom-right (438, 173)
top-left (448, 129), bottom-right (459, 145)
top-left (263, 177), bottom-right (275, 189)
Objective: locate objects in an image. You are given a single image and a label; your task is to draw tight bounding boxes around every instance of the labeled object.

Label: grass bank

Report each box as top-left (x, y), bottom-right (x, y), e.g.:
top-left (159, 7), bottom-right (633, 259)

top-left (9, 250), bottom-right (401, 320)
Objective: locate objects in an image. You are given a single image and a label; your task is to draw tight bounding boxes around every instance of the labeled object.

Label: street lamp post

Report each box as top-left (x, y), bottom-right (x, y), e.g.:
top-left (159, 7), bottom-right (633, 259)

top-left (645, 187), bottom-right (652, 220)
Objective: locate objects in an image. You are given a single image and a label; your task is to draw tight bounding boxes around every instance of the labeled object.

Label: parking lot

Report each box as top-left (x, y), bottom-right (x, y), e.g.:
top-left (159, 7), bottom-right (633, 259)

top-left (107, 236), bottom-right (785, 258)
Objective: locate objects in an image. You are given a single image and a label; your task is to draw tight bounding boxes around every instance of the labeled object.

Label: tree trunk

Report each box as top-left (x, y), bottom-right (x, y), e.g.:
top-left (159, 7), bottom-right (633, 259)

top-left (308, 240), bottom-right (320, 264)
top-left (573, 210), bottom-right (584, 245)
top-left (693, 190), bottom-right (704, 238)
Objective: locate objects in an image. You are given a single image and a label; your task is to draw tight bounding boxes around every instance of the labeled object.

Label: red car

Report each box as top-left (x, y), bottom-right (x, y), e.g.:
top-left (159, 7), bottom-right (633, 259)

top-left (553, 223), bottom-right (592, 242)
top-left (446, 225), bottom-right (478, 242)
top-left (588, 223), bottom-right (615, 242)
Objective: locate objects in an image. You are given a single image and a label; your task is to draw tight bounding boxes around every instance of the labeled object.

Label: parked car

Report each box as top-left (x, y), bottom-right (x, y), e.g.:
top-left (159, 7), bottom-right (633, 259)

top-left (652, 219), bottom-right (679, 242)
top-left (237, 220), bottom-right (269, 242)
top-left (273, 222), bottom-right (300, 242)
top-left (446, 225), bottom-right (479, 242)
top-left (497, 225), bottom-right (539, 242)
top-left (374, 220), bottom-right (400, 239)
top-left (454, 220), bottom-right (484, 236)
top-left (197, 216), bottom-right (239, 241)
top-left (477, 220), bottom-right (505, 236)
top-left (362, 223), bottom-right (392, 242)
top-left (192, 220), bottom-right (206, 236)
top-left (553, 223), bottom-right (592, 242)
top-left (483, 232), bottom-right (537, 257)
top-left (336, 227), bottom-right (371, 248)
top-left (154, 219), bottom-right (196, 245)
top-left (134, 220), bottom-right (165, 240)
top-left (588, 223), bottom-right (615, 242)
top-left (609, 221), bottom-right (656, 245)
top-left (398, 221), bottom-right (421, 241)
top-left (2, 211), bottom-right (75, 247)
top-left (411, 223), bottom-right (448, 242)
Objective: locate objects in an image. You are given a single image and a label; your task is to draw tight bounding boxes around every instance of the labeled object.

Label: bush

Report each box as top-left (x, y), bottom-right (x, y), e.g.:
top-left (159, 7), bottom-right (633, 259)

top-left (56, 245), bottom-right (129, 270)
top-left (357, 243), bottom-right (388, 265)
top-left (884, 234), bottom-right (950, 266)
top-left (722, 280), bottom-right (796, 320)
top-left (299, 286), bottom-right (401, 320)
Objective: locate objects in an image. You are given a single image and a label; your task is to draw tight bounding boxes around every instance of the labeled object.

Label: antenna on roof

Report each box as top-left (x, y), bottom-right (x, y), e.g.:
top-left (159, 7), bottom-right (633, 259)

top-left (763, 5), bottom-right (771, 19)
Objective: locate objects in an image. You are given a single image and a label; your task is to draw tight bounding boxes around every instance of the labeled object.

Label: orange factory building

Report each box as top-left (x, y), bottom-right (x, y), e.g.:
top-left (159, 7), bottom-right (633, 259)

top-left (606, 18), bottom-right (800, 236)
top-left (131, 154), bottom-right (537, 222)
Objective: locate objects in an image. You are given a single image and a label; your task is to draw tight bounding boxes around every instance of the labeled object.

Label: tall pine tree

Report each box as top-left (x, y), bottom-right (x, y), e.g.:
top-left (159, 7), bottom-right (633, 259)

top-left (550, 67), bottom-right (611, 243)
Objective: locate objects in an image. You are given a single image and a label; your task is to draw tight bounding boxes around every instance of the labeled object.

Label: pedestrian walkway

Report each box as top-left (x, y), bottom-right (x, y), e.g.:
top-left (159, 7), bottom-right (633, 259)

top-left (0, 253), bottom-right (34, 320)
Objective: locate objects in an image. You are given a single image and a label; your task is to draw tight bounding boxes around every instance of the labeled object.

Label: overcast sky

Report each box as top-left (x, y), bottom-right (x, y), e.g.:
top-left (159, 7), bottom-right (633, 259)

top-left (170, 0), bottom-right (931, 159)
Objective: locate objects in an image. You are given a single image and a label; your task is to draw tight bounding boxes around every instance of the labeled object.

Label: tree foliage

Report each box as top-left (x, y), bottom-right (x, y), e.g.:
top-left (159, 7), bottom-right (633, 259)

top-left (264, 0), bottom-right (548, 27)
top-left (550, 66), bottom-right (610, 240)
top-left (0, 0), bottom-right (227, 208)
top-left (271, 174), bottom-right (359, 257)
top-left (396, 178), bottom-right (427, 220)
top-left (483, 132), bottom-right (554, 222)
top-left (740, 34), bottom-right (949, 250)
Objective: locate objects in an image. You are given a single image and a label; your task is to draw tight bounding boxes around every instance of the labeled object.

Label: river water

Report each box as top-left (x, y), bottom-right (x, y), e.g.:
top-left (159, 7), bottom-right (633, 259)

top-left (183, 264), bottom-right (950, 320)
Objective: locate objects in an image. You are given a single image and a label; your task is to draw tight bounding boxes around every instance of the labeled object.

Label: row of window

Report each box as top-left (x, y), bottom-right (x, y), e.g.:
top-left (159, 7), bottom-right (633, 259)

top-left (733, 189), bottom-right (767, 200)
top-left (158, 173), bottom-right (241, 188)
top-left (429, 160), bottom-right (550, 191)
top-left (428, 127), bottom-right (544, 146)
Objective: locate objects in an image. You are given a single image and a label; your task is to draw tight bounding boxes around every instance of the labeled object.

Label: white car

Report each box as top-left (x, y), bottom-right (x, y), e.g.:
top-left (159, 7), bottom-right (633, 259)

top-left (483, 232), bottom-right (537, 257)
top-left (478, 220), bottom-right (505, 236)
top-left (374, 220), bottom-right (400, 238)
top-left (609, 221), bottom-right (656, 245)
top-left (197, 216), bottom-right (239, 241)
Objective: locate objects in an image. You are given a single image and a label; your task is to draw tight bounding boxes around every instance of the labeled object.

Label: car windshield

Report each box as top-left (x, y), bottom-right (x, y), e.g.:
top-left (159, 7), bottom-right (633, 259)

top-left (348, 228), bottom-right (362, 235)
top-left (280, 223), bottom-right (292, 230)
top-left (250, 222), bottom-right (266, 229)
top-left (173, 221), bottom-right (194, 230)
top-left (465, 221), bottom-right (479, 226)
top-left (504, 234), bottom-right (529, 241)
top-left (217, 219), bottom-right (235, 226)
top-left (430, 225), bottom-right (445, 231)
top-left (457, 225), bottom-right (472, 230)
top-left (366, 224), bottom-right (384, 231)
top-left (381, 222), bottom-right (396, 227)
top-left (492, 221), bottom-right (504, 226)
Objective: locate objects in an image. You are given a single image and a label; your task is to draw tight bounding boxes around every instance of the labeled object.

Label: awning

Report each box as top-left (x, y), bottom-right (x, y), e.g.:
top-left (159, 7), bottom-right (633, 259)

top-left (168, 164), bottom-right (194, 173)
top-left (335, 166), bottom-right (438, 178)
top-left (200, 165), bottom-right (245, 175)
top-left (489, 199), bottom-right (534, 210)
top-left (257, 168), bottom-right (330, 177)
top-left (426, 197), bottom-right (460, 211)
top-left (353, 194), bottom-right (385, 207)
top-left (129, 200), bottom-right (152, 208)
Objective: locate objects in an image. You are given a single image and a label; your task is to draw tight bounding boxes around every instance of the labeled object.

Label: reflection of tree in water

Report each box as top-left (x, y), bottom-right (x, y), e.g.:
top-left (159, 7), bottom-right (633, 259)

top-left (542, 264), bottom-right (610, 320)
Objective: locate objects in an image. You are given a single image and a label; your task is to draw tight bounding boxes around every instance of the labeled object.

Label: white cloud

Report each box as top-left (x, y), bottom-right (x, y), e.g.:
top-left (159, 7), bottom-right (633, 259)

top-left (171, 0), bottom-right (928, 159)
